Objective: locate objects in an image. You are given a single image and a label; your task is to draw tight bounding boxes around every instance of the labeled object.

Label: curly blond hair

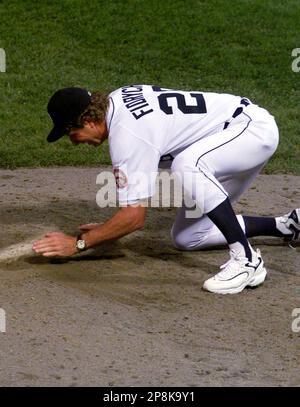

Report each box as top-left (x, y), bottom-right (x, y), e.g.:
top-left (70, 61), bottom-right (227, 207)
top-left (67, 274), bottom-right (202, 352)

top-left (77, 91), bottom-right (109, 126)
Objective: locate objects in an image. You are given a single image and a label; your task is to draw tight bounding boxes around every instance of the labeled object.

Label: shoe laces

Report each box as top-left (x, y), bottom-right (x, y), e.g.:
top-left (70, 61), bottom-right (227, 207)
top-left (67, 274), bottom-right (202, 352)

top-left (280, 213), bottom-right (289, 225)
top-left (280, 211), bottom-right (299, 250)
top-left (218, 250), bottom-right (251, 279)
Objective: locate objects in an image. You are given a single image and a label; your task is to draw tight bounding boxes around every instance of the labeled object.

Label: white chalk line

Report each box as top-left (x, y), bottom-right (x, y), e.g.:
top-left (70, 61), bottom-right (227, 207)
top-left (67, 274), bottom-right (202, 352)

top-left (0, 240), bottom-right (34, 261)
top-left (0, 225), bottom-right (59, 262)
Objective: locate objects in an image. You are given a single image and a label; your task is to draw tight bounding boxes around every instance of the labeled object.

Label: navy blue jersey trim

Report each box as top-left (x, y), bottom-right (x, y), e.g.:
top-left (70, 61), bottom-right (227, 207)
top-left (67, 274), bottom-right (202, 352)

top-left (200, 170), bottom-right (228, 200)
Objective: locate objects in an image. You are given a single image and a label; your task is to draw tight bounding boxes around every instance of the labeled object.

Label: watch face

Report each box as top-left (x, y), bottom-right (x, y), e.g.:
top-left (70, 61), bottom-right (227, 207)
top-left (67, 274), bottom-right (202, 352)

top-left (77, 239), bottom-right (86, 250)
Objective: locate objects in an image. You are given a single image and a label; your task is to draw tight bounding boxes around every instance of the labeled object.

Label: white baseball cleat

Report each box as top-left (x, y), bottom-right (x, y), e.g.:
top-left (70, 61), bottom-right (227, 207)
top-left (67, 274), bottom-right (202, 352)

top-left (203, 248), bottom-right (267, 295)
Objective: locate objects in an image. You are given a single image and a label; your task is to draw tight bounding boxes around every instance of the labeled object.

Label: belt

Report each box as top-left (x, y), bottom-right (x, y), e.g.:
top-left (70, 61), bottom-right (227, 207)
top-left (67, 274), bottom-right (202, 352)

top-left (223, 98), bottom-right (251, 129)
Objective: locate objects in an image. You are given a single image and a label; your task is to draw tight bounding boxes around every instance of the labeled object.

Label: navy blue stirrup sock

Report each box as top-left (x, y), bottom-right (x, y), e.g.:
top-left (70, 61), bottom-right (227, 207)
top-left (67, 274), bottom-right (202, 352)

top-left (207, 198), bottom-right (252, 261)
top-left (243, 216), bottom-right (289, 238)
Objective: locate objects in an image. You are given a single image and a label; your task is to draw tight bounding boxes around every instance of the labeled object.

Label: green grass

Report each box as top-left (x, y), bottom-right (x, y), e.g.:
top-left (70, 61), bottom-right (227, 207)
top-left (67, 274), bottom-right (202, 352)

top-left (0, 0), bottom-right (300, 172)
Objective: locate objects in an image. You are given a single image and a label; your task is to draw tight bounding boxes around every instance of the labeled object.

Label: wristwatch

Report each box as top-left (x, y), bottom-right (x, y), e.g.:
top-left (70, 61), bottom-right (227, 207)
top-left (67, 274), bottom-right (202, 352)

top-left (76, 235), bottom-right (87, 252)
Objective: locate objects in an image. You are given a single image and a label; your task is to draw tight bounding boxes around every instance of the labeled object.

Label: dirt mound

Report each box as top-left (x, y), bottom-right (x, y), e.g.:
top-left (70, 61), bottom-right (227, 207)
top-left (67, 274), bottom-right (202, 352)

top-left (0, 167), bottom-right (299, 386)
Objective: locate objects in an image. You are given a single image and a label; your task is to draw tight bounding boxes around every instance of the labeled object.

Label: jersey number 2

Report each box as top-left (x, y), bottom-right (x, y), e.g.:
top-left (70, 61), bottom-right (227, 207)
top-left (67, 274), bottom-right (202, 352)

top-left (152, 86), bottom-right (207, 115)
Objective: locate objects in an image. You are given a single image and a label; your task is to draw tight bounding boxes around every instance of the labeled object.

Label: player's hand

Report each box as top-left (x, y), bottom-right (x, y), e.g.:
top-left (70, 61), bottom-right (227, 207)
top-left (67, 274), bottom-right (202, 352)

top-left (32, 232), bottom-right (78, 257)
top-left (79, 223), bottom-right (101, 231)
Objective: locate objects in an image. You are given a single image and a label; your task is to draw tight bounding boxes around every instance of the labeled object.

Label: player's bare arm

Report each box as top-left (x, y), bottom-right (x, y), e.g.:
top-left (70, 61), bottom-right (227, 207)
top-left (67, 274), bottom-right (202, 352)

top-left (32, 205), bottom-right (146, 257)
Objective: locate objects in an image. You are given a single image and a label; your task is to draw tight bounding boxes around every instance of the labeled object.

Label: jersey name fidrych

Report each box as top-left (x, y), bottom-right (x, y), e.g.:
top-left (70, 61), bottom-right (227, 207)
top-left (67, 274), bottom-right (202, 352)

top-left (121, 85), bottom-right (154, 120)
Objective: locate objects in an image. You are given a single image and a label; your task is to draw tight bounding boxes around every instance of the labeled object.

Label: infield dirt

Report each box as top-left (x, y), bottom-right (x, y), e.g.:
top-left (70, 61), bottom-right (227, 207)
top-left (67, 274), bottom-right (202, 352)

top-left (0, 167), bottom-right (299, 386)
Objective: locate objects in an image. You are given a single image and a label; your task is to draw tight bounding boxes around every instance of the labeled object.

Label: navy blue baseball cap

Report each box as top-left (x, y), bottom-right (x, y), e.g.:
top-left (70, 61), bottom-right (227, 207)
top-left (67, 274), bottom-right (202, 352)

top-left (47, 87), bottom-right (92, 142)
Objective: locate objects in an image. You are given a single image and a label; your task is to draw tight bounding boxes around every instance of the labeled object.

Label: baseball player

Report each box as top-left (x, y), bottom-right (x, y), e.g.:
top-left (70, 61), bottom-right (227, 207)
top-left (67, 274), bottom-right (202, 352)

top-left (33, 85), bottom-right (300, 294)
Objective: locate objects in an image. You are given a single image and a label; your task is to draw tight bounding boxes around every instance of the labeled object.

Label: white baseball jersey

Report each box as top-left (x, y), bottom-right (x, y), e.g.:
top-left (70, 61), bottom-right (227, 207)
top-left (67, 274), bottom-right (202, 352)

top-left (106, 84), bottom-right (251, 204)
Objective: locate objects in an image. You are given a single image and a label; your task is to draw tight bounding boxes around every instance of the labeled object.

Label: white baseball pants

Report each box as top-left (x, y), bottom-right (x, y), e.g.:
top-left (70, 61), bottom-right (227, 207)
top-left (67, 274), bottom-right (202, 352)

top-left (170, 103), bottom-right (279, 250)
